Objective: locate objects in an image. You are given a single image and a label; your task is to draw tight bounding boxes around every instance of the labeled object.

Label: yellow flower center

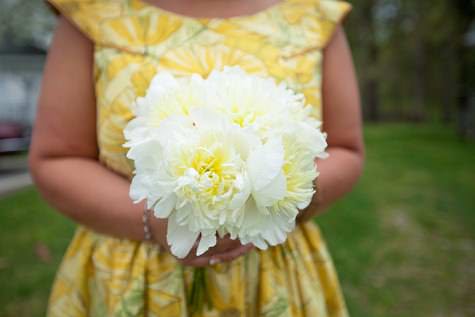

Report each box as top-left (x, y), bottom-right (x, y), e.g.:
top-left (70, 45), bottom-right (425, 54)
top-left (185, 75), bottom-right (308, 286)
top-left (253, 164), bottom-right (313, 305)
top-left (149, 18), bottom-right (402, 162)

top-left (175, 140), bottom-right (239, 204)
top-left (229, 103), bottom-right (261, 127)
top-left (191, 147), bottom-right (223, 176)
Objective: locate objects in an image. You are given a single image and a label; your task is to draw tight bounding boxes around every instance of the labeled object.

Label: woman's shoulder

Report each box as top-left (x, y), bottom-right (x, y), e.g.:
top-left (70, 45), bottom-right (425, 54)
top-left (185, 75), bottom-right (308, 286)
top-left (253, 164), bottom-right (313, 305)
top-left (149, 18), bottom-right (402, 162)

top-left (304, 0), bottom-right (353, 48)
top-left (48, 0), bottom-right (125, 44)
top-left (270, 0), bottom-right (352, 50)
top-left (47, 0), bottom-right (178, 51)
top-left (317, 0), bottom-right (352, 48)
top-left (47, 0), bottom-right (352, 51)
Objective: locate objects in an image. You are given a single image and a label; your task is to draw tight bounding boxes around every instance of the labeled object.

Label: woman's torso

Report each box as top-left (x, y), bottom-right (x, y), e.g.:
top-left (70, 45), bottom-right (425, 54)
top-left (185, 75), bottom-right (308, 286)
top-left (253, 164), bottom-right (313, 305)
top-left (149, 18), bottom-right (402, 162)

top-left (47, 1), bottom-right (352, 316)
top-left (66, 0), bottom-right (350, 176)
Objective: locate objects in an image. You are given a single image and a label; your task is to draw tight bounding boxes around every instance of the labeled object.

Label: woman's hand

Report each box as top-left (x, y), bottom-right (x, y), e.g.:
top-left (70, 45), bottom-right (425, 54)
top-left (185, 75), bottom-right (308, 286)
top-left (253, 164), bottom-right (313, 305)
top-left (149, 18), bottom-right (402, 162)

top-left (149, 216), bottom-right (254, 267)
top-left (148, 215), bottom-right (169, 251)
top-left (180, 235), bottom-right (255, 267)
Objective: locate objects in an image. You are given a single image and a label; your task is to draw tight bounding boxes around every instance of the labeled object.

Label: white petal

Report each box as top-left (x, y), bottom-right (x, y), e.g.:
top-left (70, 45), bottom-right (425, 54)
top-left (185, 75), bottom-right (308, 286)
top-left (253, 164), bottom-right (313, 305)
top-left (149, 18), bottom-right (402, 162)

top-left (123, 117), bottom-right (147, 141)
top-left (219, 211), bottom-right (227, 225)
top-left (229, 175), bottom-right (251, 211)
top-left (247, 138), bottom-right (284, 191)
top-left (129, 174), bottom-right (150, 203)
top-left (253, 171), bottom-right (287, 208)
top-left (261, 224), bottom-right (286, 246)
top-left (316, 151), bottom-right (330, 159)
top-left (146, 72), bottom-right (179, 100)
top-left (243, 236), bottom-right (267, 250)
top-left (153, 194), bottom-right (176, 218)
top-left (263, 214), bottom-right (294, 246)
top-left (238, 197), bottom-right (294, 249)
top-left (196, 233), bottom-right (217, 256)
top-left (296, 194), bottom-right (313, 209)
top-left (126, 139), bottom-right (163, 169)
top-left (227, 128), bottom-right (260, 159)
top-left (291, 122), bottom-right (329, 158)
top-left (175, 202), bottom-right (193, 224)
top-left (154, 115), bottom-right (192, 143)
top-left (166, 214), bottom-right (199, 259)
top-left (239, 199), bottom-right (265, 235)
top-left (189, 108), bottom-right (229, 129)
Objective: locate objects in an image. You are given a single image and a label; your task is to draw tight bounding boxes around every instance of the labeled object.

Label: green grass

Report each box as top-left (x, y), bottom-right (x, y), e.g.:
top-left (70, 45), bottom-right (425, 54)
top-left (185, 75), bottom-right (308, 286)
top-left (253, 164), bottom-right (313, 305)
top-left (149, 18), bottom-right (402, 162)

top-left (317, 123), bottom-right (475, 316)
top-left (0, 189), bottom-right (75, 316)
top-left (1, 123), bottom-right (474, 317)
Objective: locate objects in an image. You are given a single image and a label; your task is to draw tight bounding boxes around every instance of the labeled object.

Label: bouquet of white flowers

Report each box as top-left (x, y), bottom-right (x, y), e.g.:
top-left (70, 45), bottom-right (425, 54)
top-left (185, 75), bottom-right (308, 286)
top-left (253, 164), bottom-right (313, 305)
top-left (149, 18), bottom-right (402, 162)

top-left (124, 67), bottom-right (329, 259)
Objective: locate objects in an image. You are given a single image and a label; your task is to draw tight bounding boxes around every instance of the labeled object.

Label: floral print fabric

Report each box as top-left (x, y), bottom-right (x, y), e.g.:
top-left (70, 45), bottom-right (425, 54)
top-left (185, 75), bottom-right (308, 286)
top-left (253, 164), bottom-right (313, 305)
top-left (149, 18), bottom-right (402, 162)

top-left (46, 0), bottom-right (352, 316)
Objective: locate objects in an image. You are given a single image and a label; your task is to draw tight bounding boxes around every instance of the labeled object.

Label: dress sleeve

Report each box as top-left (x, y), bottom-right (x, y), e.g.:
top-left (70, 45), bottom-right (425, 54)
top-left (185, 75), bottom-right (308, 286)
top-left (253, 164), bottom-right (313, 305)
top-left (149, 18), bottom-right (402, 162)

top-left (47, 0), bottom-right (124, 45)
top-left (48, 0), bottom-right (98, 42)
top-left (317, 0), bottom-right (352, 48)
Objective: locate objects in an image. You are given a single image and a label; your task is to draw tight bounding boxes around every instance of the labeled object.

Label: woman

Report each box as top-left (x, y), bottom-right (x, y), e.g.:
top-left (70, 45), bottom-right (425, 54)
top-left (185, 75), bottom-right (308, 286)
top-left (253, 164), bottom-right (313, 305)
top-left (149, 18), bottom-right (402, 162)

top-left (30, 0), bottom-right (364, 315)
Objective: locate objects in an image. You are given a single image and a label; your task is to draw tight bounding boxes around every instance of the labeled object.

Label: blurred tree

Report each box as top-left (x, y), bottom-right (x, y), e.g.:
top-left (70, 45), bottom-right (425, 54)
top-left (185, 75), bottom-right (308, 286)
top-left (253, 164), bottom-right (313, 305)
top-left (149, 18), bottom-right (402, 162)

top-left (453, 0), bottom-right (475, 138)
top-left (362, 0), bottom-right (382, 122)
top-left (0, 0), bottom-right (473, 135)
top-left (347, 0), bottom-right (475, 130)
top-left (346, 0), bottom-right (381, 121)
top-left (0, 0), bottom-right (54, 51)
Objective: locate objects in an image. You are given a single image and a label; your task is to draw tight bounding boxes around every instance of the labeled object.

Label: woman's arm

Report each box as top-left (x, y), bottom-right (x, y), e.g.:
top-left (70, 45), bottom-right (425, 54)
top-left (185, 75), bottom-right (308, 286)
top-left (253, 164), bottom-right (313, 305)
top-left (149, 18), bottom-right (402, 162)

top-left (297, 26), bottom-right (365, 223)
top-left (29, 17), bottom-right (155, 241)
top-left (29, 17), bottom-right (250, 266)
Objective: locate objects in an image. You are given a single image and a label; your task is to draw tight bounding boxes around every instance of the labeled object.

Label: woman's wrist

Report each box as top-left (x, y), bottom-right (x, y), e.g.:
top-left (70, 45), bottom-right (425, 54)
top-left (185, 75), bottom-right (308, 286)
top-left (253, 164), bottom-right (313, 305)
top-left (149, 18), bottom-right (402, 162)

top-left (147, 212), bottom-right (169, 250)
top-left (297, 176), bottom-right (323, 223)
top-left (313, 175), bottom-right (324, 209)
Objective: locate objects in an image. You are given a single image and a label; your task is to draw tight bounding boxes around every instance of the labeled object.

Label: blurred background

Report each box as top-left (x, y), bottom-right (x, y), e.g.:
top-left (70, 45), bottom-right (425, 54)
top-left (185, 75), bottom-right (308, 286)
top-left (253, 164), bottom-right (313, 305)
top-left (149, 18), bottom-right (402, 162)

top-left (0, 0), bottom-right (474, 316)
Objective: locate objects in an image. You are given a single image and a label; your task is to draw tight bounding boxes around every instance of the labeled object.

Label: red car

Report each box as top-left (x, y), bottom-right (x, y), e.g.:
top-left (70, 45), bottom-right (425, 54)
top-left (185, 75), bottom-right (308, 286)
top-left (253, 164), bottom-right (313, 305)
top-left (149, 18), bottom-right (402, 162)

top-left (0, 121), bottom-right (31, 154)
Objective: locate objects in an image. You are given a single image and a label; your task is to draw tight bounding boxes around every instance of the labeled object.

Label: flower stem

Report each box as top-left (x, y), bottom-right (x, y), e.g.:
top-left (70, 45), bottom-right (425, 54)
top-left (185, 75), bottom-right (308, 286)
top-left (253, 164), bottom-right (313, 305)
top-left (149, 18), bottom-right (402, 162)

top-left (188, 267), bottom-right (212, 315)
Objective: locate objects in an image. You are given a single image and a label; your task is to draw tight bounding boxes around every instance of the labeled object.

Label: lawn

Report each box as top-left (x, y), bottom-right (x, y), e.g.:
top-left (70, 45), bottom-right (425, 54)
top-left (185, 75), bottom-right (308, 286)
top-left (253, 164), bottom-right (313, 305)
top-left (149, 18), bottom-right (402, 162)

top-left (1, 123), bottom-right (474, 317)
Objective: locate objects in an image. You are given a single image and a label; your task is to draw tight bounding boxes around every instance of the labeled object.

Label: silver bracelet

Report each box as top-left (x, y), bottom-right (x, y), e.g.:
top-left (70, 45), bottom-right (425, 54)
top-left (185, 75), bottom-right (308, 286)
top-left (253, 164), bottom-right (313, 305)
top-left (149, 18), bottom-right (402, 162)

top-left (142, 205), bottom-right (153, 242)
top-left (313, 177), bottom-right (321, 204)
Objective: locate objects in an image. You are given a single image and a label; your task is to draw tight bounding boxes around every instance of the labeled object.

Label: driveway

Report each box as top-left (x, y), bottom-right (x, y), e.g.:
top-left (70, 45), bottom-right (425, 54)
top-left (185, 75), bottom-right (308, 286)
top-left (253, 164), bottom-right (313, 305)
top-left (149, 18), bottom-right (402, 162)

top-left (0, 154), bottom-right (32, 197)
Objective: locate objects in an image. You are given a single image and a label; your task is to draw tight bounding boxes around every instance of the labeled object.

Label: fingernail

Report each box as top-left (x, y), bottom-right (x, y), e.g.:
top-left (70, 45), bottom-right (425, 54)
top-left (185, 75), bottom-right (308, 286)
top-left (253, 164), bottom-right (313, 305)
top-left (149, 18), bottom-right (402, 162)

top-left (209, 258), bottom-right (221, 265)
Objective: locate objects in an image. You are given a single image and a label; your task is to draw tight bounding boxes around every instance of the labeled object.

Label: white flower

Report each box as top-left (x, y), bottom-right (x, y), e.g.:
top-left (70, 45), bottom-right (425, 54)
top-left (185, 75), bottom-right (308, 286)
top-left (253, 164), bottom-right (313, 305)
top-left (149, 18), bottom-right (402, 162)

top-left (127, 108), bottom-right (261, 257)
top-left (124, 67), bottom-right (329, 258)
top-left (206, 67), bottom-right (321, 140)
top-left (228, 128), bottom-right (326, 248)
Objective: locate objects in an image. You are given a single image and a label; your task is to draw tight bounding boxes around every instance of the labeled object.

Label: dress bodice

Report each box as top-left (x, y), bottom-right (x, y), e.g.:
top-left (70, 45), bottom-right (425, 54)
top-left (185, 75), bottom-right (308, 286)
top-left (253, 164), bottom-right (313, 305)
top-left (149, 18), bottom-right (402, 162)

top-left (46, 1), bottom-right (353, 316)
top-left (49, 0), bottom-right (351, 178)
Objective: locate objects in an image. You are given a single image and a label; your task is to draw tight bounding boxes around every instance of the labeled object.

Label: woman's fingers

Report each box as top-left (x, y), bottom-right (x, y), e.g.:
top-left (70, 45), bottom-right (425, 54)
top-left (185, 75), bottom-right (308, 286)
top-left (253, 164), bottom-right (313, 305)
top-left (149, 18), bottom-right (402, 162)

top-left (206, 235), bottom-right (239, 254)
top-left (209, 243), bottom-right (255, 263)
top-left (177, 242), bottom-right (255, 267)
top-left (173, 234), bottom-right (255, 267)
top-left (179, 255), bottom-right (213, 267)
top-left (176, 240), bottom-right (220, 267)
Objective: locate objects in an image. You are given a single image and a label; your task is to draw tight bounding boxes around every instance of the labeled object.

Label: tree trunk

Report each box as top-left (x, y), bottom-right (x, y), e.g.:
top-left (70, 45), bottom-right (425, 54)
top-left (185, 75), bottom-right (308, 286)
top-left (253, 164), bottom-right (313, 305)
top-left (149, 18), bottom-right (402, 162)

top-left (456, 44), bottom-right (470, 138)
top-left (361, 0), bottom-right (380, 122)
top-left (441, 47), bottom-right (454, 123)
top-left (453, 0), bottom-right (474, 138)
top-left (413, 36), bottom-right (426, 121)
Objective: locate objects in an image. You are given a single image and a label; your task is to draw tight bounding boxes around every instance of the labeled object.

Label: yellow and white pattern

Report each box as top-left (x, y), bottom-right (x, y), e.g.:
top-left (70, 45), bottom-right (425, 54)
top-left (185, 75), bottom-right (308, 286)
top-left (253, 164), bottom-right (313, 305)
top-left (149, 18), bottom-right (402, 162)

top-left (46, 0), bottom-right (352, 316)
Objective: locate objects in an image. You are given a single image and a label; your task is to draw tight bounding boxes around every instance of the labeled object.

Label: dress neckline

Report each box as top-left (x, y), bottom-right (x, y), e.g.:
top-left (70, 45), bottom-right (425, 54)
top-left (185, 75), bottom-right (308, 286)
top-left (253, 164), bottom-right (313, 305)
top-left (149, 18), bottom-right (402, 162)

top-left (134, 0), bottom-right (288, 22)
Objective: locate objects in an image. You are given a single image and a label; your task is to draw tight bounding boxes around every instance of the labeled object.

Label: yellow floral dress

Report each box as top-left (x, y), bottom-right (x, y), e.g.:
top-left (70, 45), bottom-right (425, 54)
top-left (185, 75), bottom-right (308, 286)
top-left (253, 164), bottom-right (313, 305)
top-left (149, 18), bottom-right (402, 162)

top-left (46, 0), bottom-right (352, 316)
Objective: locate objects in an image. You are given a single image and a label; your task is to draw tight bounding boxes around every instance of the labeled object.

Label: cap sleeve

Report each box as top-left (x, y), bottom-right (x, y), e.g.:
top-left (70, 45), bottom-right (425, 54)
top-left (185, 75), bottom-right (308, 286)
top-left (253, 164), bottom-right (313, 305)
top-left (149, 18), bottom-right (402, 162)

top-left (47, 0), bottom-right (125, 45)
top-left (317, 0), bottom-right (352, 48)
